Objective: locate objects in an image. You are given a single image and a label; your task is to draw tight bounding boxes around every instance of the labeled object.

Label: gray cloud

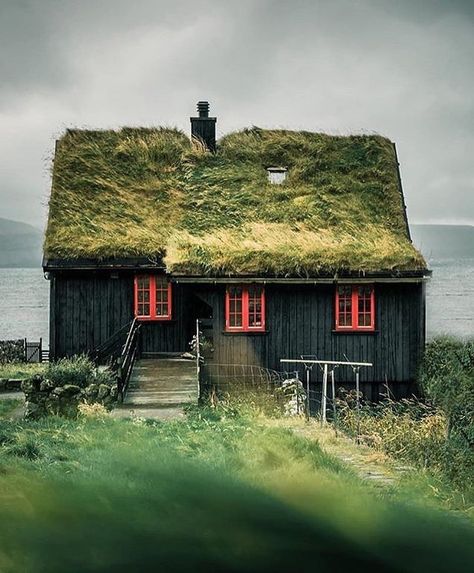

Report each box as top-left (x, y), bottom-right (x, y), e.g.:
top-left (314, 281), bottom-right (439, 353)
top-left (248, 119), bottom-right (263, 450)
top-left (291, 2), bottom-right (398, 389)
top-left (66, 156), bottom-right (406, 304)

top-left (0, 0), bottom-right (473, 228)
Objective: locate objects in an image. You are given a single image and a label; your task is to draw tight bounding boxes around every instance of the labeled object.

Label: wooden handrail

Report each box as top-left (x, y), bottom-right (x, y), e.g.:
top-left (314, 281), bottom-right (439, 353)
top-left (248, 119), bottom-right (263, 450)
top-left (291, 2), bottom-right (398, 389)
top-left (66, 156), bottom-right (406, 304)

top-left (116, 319), bottom-right (141, 402)
top-left (90, 318), bottom-right (141, 402)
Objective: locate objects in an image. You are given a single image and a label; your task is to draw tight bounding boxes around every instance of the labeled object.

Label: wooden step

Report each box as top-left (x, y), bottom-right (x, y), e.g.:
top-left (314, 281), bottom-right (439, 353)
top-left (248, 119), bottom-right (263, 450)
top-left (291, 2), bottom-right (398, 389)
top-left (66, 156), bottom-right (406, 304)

top-left (113, 358), bottom-right (198, 419)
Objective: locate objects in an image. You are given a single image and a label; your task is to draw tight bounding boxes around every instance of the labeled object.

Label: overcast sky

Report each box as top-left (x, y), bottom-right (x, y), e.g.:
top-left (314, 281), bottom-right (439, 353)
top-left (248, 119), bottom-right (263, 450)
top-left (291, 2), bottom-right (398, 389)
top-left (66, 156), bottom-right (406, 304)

top-left (0, 0), bottom-right (473, 230)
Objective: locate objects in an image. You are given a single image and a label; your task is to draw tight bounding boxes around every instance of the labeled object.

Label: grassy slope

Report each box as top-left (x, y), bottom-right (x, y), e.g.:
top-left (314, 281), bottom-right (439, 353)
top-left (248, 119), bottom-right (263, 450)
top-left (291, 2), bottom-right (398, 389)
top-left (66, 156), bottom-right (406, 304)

top-left (0, 406), bottom-right (472, 572)
top-left (44, 128), bottom-right (425, 275)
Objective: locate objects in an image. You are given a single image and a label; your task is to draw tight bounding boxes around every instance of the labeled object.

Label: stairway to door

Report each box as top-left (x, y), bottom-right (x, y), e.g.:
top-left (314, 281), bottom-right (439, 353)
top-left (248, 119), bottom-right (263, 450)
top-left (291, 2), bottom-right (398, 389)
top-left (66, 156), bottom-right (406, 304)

top-left (112, 357), bottom-right (198, 420)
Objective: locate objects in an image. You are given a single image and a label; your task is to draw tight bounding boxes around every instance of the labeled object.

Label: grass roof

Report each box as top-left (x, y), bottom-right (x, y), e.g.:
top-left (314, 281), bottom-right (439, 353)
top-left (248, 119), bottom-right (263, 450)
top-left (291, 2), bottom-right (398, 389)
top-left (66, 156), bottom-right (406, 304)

top-left (44, 127), bottom-right (426, 276)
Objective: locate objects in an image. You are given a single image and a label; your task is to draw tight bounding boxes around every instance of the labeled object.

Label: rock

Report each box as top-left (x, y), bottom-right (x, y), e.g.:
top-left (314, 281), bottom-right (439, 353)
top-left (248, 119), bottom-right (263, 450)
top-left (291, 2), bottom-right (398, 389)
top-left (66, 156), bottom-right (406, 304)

top-left (276, 378), bottom-right (307, 416)
top-left (110, 386), bottom-right (119, 399)
top-left (7, 379), bottom-right (22, 391)
top-left (62, 384), bottom-right (82, 396)
top-left (51, 386), bottom-right (66, 397)
top-left (21, 376), bottom-right (42, 394)
top-left (84, 384), bottom-right (99, 398)
top-left (24, 401), bottom-right (43, 420)
top-left (40, 379), bottom-right (55, 392)
top-left (97, 384), bottom-right (110, 400)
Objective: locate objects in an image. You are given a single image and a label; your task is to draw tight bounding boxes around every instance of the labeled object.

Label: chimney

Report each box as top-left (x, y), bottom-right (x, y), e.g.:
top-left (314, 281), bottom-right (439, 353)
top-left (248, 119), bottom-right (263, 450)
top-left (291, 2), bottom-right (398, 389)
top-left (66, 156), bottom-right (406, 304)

top-left (190, 101), bottom-right (217, 152)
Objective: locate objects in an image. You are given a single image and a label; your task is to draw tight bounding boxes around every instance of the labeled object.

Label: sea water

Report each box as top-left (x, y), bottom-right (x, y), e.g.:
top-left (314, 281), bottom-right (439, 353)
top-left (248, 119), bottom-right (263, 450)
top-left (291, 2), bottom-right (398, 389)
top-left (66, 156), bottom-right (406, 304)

top-left (425, 258), bottom-right (474, 339)
top-left (0, 268), bottom-right (49, 341)
top-left (0, 262), bottom-right (472, 343)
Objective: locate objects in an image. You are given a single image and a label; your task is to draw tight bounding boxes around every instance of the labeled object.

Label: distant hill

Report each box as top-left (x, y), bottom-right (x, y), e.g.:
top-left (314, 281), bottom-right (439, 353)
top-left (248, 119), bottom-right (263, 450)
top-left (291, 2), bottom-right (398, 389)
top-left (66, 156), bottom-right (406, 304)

top-left (0, 218), bottom-right (43, 268)
top-left (411, 224), bottom-right (474, 260)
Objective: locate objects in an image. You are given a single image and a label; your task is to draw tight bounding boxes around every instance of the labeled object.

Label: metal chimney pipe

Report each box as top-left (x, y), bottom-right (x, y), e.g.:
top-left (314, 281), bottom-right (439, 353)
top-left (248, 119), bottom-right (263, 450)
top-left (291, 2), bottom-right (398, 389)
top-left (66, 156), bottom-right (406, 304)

top-left (197, 101), bottom-right (210, 118)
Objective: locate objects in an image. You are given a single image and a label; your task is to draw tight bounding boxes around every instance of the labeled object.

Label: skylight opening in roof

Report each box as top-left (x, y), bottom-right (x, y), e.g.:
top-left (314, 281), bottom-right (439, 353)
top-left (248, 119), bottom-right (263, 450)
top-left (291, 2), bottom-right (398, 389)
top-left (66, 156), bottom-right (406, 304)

top-left (267, 167), bottom-right (287, 185)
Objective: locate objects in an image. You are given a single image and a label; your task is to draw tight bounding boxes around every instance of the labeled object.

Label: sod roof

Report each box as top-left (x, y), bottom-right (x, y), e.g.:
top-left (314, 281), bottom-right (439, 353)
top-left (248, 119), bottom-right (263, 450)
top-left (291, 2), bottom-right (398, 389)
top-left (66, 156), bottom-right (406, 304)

top-left (44, 127), bottom-right (426, 276)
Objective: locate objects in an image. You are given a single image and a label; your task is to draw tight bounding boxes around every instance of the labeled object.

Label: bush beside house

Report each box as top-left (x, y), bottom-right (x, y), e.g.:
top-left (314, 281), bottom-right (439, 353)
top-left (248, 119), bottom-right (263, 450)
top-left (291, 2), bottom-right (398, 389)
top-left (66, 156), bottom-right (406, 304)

top-left (21, 356), bottom-right (118, 419)
top-left (337, 337), bottom-right (474, 493)
top-left (0, 340), bottom-right (25, 364)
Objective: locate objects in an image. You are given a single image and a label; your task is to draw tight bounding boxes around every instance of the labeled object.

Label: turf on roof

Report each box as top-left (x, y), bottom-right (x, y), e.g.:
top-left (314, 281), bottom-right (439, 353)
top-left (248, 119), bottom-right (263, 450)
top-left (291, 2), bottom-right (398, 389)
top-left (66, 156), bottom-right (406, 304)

top-left (44, 127), bottom-right (426, 276)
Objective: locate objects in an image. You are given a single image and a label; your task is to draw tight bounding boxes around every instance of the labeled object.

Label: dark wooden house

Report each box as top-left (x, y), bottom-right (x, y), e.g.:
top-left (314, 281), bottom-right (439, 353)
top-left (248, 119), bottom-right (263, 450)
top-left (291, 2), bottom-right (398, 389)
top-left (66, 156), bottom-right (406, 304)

top-left (43, 101), bottom-right (430, 398)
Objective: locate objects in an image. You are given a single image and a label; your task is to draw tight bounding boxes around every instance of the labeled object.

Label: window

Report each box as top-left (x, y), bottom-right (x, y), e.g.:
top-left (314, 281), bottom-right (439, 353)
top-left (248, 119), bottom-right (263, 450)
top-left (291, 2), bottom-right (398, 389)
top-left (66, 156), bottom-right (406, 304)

top-left (134, 275), bottom-right (172, 321)
top-left (267, 167), bottom-right (287, 184)
top-left (225, 285), bottom-right (265, 332)
top-left (335, 285), bottom-right (375, 331)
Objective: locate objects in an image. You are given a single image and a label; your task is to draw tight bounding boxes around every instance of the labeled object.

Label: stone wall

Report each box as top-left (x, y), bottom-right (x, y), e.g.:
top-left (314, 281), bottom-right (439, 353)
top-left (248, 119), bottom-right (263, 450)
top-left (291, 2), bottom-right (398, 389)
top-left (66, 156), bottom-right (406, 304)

top-left (22, 373), bottom-right (118, 419)
top-left (0, 378), bottom-right (22, 392)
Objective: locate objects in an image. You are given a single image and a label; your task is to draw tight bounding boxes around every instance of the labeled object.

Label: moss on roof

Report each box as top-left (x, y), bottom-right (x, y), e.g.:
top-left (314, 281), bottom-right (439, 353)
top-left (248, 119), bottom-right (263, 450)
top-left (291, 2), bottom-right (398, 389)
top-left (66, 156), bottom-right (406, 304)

top-left (44, 126), bottom-right (426, 275)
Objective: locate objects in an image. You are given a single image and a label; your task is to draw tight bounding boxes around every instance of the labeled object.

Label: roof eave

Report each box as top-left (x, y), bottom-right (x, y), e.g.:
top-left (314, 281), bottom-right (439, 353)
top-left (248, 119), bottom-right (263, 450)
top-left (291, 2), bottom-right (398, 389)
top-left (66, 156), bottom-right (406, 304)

top-left (42, 256), bottom-right (166, 271)
top-left (43, 257), bottom-right (430, 280)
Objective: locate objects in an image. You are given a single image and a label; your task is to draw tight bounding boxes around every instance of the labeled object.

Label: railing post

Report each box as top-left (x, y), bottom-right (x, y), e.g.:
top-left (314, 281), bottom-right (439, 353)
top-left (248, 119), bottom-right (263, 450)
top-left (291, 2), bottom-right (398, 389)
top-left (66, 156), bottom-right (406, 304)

top-left (355, 367), bottom-right (361, 444)
top-left (321, 363), bottom-right (328, 425)
top-left (196, 319), bottom-right (201, 398)
top-left (331, 369), bottom-right (337, 436)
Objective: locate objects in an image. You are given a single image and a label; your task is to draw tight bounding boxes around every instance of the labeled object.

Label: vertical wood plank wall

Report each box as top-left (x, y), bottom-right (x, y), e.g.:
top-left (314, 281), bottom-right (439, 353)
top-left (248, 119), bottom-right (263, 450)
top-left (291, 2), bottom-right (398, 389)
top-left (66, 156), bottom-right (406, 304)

top-left (50, 273), bottom-right (425, 394)
top-left (50, 272), bottom-right (190, 358)
top-left (194, 283), bottom-right (425, 396)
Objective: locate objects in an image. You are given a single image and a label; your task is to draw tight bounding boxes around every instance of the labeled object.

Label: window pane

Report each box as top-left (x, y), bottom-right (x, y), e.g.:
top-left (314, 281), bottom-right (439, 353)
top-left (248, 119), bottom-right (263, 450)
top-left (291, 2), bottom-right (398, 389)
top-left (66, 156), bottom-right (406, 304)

top-left (248, 286), bottom-right (263, 327)
top-left (230, 313), bottom-right (243, 327)
top-left (338, 286), bottom-right (352, 327)
top-left (136, 276), bottom-right (151, 316)
top-left (357, 286), bottom-right (373, 328)
top-left (228, 286), bottom-right (243, 328)
top-left (138, 303), bottom-right (150, 316)
top-left (359, 313), bottom-right (371, 327)
top-left (156, 279), bottom-right (170, 317)
top-left (138, 277), bottom-right (150, 289)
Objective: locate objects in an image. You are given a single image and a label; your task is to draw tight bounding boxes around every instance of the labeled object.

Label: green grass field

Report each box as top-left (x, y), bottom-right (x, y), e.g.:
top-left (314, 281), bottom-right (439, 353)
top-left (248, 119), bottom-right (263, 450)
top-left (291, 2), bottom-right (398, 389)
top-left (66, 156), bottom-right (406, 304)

top-left (0, 402), bottom-right (473, 572)
top-left (0, 362), bottom-right (46, 380)
top-left (0, 399), bottom-right (21, 418)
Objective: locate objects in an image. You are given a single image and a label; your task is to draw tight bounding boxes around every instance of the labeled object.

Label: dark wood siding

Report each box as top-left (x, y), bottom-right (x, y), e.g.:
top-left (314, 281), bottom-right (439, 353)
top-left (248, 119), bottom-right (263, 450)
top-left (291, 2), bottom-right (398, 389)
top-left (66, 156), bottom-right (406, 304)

top-left (195, 282), bottom-right (425, 396)
top-left (50, 272), bottom-right (190, 358)
top-left (50, 273), bottom-right (425, 395)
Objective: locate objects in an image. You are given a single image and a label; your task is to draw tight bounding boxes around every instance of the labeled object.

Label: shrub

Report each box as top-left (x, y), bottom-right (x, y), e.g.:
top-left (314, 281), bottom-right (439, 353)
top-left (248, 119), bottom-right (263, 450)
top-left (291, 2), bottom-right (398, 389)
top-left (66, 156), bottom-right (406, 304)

top-left (47, 355), bottom-right (98, 388)
top-left (22, 356), bottom-right (117, 419)
top-left (419, 337), bottom-right (474, 445)
top-left (336, 338), bottom-right (474, 494)
top-left (0, 340), bottom-right (25, 364)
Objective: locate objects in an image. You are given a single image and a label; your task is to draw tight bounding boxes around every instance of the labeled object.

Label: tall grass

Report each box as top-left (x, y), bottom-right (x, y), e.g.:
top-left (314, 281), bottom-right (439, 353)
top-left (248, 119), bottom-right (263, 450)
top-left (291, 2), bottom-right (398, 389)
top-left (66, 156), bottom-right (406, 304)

top-left (336, 338), bottom-right (474, 496)
top-left (0, 404), bottom-right (473, 571)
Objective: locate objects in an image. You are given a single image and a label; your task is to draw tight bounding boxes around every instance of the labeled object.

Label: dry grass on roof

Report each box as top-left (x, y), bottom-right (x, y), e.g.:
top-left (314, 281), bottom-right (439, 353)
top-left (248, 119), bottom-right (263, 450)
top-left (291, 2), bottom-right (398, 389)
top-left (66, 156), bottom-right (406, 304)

top-left (44, 126), bottom-right (426, 274)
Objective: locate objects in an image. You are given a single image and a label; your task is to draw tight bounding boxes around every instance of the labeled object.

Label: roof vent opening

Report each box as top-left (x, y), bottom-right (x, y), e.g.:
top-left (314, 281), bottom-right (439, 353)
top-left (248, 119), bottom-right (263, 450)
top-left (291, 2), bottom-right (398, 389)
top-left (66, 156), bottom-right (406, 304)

top-left (267, 167), bottom-right (287, 185)
top-left (197, 101), bottom-right (209, 117)
top-left (190, 101), bottom-right (217, 152)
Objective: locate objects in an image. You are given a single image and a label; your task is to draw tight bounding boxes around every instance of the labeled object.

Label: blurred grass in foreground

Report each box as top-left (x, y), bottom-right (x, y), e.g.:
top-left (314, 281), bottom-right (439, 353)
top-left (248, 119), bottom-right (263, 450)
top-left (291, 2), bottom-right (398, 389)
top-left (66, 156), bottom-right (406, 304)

top-left (0, 404), bottom-right (473, 572)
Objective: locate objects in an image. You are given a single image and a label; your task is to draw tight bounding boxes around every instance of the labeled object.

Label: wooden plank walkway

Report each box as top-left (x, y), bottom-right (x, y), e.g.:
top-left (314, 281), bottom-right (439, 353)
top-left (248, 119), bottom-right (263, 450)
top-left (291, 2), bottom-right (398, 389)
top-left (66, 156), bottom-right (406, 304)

top-left (112, 358), bottom-right (198, 420)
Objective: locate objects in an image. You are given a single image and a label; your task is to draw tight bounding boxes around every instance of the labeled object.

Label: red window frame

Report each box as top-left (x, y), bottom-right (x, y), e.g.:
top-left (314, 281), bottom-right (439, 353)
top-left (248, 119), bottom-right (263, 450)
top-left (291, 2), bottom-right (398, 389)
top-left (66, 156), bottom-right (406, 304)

top-left (134, 275), bottom-right (172, 321)
top-left (335, 285), bottom-right (375, 332)
top-left (225, 285), bottom-right (266, 332)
